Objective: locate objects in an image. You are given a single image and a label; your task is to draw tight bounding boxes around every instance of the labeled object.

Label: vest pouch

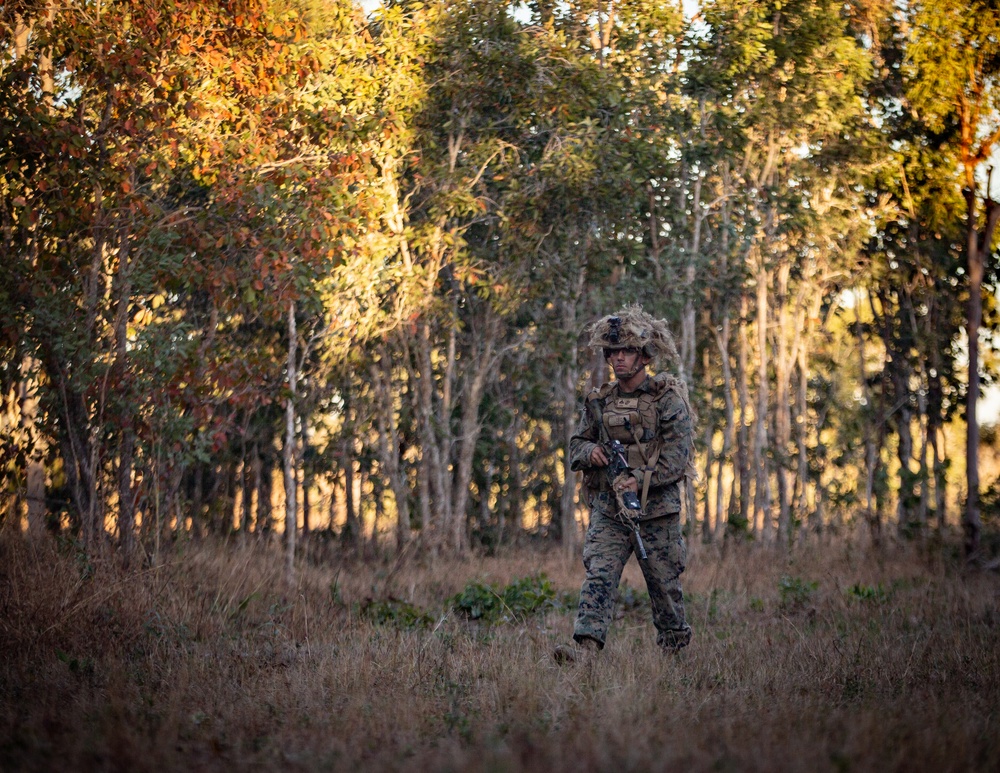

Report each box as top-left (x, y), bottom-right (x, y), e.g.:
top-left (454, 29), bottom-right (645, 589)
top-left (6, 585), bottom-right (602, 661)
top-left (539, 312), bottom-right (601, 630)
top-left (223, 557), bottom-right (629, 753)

top-left (604, 398), bottom-right (641, 443)
top-left (637, 401), bottom-right (659, 441)
top-left (627, 445), bottom-right (647, 469)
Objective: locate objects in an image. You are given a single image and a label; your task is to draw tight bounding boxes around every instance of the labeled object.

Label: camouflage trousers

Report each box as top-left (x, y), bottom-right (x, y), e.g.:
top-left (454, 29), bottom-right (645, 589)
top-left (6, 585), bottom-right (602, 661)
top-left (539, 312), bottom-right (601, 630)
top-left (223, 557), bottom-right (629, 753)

top-left (574, 494), bottom-right (691, 650)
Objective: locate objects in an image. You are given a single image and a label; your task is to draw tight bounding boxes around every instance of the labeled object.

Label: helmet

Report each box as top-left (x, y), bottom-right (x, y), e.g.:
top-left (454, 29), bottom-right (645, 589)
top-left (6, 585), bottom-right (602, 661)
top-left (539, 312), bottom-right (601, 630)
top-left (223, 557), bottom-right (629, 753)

top-left (587, 304), bottom-right (679, 365)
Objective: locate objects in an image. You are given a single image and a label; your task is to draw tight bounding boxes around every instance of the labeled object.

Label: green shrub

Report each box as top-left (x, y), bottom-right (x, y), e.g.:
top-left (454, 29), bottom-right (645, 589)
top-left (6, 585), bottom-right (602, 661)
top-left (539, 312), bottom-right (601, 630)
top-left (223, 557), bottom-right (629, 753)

top-left (451, 573), bottom-right (557, 623)
top-left (360, 598), bottom-right (435, 629)
top-left (778, 574), bottom-right (818, 609)
top-left (846, 582), bottom-right (889, 603)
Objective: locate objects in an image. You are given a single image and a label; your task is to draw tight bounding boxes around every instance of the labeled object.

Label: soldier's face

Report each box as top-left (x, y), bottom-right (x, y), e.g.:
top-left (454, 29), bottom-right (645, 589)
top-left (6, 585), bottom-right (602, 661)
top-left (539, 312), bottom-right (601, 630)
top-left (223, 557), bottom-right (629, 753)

top-left (605, 347), bottom-right (646, 377)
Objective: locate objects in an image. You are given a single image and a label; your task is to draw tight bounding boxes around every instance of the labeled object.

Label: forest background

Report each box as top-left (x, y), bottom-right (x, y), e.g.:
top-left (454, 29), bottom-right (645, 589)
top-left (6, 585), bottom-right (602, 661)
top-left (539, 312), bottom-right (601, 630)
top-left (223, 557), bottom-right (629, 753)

top-left (4, 2), bottom-right (1000, 771)
top-left (6, 0), bottom-right (1000, 566)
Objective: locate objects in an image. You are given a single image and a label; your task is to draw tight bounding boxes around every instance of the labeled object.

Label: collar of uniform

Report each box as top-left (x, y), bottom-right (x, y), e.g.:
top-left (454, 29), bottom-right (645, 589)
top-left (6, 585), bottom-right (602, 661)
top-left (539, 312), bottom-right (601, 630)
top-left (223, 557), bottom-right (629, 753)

top-left (611, 374), bottom-right (653, 397)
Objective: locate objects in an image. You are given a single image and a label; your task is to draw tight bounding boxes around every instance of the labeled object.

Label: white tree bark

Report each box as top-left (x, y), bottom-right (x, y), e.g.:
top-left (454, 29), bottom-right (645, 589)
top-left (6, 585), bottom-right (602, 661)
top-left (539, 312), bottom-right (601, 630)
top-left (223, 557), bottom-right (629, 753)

top-left (283, 300), bottom-right (298, 585)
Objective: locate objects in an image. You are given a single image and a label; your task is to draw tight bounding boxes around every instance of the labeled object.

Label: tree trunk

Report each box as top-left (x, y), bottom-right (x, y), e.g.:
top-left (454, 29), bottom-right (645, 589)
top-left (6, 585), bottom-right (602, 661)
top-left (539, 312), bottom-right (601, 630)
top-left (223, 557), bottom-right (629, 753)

top-left (283, 300), bottom-right (298, 585)
top-left (19, 359), bottom-right (47, 536)
top-left (342, 446), bottom-right (357, 544)
top-left (681, 165), bottom-right (705, 386)
top-left (257, 444), bottom-right (274, 535)
top-left (714, 173), bottom-right (735, 541)
top-left (560, 277), bottom-right (585, 557)
top-left (302, 465), bottom-right (312, 537)
top-left (737, 294), bottom-right (752, 533)
top-left (773, 263), bottom-right (791, 543)
top-left (932, 425), bottom-right (947, 533)
top-left (964, 225), bottom-right (982, 555)
top-left (401, 337), bottom-right (433, 545)
top-left (561, 355), bottom-right (581, 556)
top-left (112, 221), bottom-right (138, 560)
top-left (856, 293), bottom-right (881, 546)
top-left (701, 343), bottom-right (714, 543)
top-left (411, 321), bottom-right (449, 551)
top-left (754, 256), bottom-right (772, 540)
top-left (963, 187), bottom-right (1000, 560)
top-left (714, 319), bottom-right (734, 541)
top-left (508, 410), bottom-right (524, 536)
top-left (916, 397), bottom-right (929, 533)
top-left (795, 327), bottom-right (810, 534)
top-left (450, 312), bottom-right (501, 553)
top-left (371, 350), bottom-right (412, 552)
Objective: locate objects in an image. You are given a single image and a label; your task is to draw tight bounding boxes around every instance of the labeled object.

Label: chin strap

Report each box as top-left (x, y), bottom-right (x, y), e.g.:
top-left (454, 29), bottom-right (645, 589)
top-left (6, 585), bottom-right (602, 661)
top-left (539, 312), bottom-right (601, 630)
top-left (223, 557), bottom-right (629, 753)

top-left (619, 363), bottom-right (644, 380)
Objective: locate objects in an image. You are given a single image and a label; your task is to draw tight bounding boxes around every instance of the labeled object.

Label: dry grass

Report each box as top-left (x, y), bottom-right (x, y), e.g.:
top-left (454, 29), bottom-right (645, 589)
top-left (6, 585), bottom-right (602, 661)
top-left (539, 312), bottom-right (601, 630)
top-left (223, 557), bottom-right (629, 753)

top-left (1, 532), bottom-right (998, 772)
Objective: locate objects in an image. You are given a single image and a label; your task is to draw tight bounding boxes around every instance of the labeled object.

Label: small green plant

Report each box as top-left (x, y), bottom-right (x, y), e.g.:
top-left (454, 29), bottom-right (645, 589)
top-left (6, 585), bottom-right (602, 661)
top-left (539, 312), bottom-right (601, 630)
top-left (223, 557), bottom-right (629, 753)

top-left (779, 575), bottom-right (818, 609)
top-left (55, 649), bottom-right (93, 676)
top-left (555, 589), bottom-right (579, 612)
top-left (450, 581), bottom-right (496, 620)
top-left (846, 582), bottom-right (889, 603)
top-left (450, 573), bottom-right (556, 623)
top-left (360, 598), bottom-right (435, 629)
top-left (228, 591), bottom-right (259, 623)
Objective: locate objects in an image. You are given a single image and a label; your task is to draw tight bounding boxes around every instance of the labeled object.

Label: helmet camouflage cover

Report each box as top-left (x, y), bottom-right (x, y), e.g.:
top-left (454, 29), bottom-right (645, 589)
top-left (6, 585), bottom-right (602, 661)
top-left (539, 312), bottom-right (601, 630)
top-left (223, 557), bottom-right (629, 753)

top-left (587, 304), bottom-right (680, 366)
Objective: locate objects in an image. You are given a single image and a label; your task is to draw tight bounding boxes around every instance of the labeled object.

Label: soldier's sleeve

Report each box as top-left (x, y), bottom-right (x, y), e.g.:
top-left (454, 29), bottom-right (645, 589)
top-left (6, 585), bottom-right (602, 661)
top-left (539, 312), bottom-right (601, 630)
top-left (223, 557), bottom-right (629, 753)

top-left (569, 396), bottom-right (601, 472)
top-left (650, 389), bottom-right (693, 487)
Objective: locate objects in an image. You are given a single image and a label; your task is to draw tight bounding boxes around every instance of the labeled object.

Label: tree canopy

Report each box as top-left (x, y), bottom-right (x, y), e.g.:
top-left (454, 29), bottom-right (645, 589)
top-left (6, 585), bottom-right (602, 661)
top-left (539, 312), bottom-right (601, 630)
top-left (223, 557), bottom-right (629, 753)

top-left (3, 0), bottom-right (999, 565)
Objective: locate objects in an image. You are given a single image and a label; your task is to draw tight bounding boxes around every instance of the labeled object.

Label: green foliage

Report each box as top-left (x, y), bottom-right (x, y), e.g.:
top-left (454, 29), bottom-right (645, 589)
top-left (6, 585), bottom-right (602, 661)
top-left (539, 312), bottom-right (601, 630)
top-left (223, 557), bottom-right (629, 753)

top-left (846, 583), bottom-right (889, 604)
top-left (230, 592), bottom-right (261, 622)
top-left (778, 574), bottom-right (819, 609)
top-left (55, 649), bottom-right (94, 677)
top-left (360, 598), bottom-right (436, 630)
top-left (1, 0), bottom-right (994, 557)
top-left (450, 573), bottom-right (557, 623)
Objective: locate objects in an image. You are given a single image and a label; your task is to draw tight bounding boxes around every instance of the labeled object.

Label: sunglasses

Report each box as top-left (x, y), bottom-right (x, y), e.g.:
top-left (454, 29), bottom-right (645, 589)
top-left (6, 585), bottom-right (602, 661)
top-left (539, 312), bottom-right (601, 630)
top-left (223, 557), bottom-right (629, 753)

top-left (603, 347), bottom-right (641, 359)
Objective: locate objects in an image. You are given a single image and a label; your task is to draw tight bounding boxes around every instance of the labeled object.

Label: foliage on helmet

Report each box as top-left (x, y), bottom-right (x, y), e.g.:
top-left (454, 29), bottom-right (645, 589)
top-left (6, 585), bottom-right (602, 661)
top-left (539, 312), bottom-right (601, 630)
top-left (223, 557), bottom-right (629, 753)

top-left (587, 304), bottom-right (680, 367)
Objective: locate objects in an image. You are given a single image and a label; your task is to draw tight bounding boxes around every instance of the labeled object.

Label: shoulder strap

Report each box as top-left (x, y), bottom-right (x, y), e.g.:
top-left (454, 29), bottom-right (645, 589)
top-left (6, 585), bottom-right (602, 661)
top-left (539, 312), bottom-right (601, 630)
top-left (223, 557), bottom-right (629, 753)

top-left (587, 382), bottom-right (615, 445)
top-left (595, 381), bottom-right (616, 400)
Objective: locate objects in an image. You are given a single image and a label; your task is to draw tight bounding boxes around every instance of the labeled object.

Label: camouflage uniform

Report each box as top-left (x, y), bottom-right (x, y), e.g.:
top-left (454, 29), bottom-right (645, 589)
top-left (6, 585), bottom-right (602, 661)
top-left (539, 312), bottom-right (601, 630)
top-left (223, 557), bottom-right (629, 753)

top-left (568, 312), bottom-right (694, 651)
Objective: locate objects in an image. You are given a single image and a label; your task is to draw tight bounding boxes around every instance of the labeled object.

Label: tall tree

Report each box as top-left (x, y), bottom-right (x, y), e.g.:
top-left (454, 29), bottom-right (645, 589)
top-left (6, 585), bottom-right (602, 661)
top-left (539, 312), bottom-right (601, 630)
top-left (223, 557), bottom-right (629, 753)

top-left (905, 0), bottom-right (1000, 559)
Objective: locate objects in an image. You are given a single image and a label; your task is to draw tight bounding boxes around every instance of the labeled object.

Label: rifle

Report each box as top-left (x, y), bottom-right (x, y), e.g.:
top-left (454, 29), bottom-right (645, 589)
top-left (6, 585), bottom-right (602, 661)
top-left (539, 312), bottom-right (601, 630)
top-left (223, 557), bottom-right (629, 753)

top-left (605, 439), bottom-right (648, 560)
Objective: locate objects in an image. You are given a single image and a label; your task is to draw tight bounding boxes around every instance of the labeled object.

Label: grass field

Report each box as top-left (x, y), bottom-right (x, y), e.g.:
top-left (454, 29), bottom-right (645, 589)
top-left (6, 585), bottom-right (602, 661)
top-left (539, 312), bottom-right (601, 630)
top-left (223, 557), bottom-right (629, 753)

top-left (1, 532), bottom-right (998, 772)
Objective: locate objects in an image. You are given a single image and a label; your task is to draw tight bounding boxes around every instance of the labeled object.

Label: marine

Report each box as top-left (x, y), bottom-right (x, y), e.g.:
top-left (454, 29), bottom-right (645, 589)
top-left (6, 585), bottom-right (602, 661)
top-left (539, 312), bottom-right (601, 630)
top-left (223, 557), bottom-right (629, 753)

top-left (559, 305), bottom-right (694, 660)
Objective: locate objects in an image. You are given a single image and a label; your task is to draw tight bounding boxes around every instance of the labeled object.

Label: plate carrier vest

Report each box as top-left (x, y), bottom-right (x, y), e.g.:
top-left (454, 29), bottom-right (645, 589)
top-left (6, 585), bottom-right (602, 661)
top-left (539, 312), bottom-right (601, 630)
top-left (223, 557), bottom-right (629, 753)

top-left (588, 373), bottom-right (676, 511)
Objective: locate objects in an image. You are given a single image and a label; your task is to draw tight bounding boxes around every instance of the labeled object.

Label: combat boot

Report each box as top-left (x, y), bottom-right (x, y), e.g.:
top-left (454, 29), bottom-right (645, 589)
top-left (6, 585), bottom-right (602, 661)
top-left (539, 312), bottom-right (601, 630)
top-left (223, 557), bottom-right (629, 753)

top-left (553, 636), bottom-right (601, 665)
top-left (657, 625), bottom-right (692, 652)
